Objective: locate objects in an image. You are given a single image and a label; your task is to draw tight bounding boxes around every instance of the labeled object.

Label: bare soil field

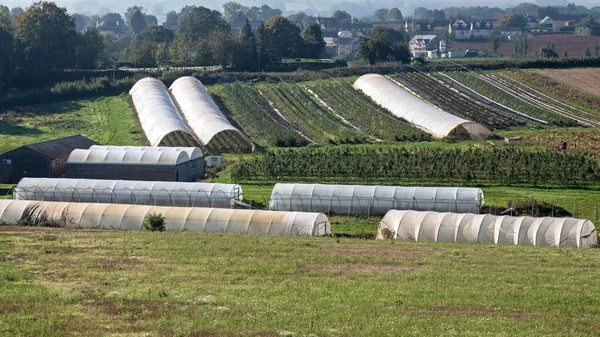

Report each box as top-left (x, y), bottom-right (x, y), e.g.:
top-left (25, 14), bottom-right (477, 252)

top-left (536, 68), bottom-right (600, 96)
top-left (452, 34), bottom-right (600, 58)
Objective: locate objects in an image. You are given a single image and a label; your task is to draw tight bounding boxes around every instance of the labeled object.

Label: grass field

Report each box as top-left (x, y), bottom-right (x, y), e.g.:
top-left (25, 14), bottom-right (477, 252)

top-left (1, 227), bottom-right (599, 336)
top-left (0, 94), bottom-right (146, 152)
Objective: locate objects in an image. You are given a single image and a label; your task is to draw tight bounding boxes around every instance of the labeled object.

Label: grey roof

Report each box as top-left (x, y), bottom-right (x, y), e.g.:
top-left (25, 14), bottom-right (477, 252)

top-left (410, 35), bottom-right (438, 43)
top-left (3, 135), bottom-right (98, 159)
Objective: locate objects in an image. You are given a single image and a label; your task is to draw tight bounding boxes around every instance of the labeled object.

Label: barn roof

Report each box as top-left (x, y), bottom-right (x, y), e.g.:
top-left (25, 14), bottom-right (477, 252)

top-left (2, 135), bottom-right (98, 159)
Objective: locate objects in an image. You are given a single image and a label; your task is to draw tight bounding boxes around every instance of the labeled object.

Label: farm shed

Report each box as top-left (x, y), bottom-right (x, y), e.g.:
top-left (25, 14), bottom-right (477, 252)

top-left (0, 200), bottom-right (331, 236)
top-left (353, 74), bottom-right (493, 139)
top-left (14, 178), bottom-right (242, 208)
top-left (129, 77), bottom-right (201, 147)
top-left (65, 149), bottom-right (203, 182)
top-left (269, 183), bottom-right (484, 215)
top-left (169, 77), bottom-right (253, 152)
top-left (378, 210), bottom-right (597, 248)
top-left (0, 135), bottom-right (98, 184)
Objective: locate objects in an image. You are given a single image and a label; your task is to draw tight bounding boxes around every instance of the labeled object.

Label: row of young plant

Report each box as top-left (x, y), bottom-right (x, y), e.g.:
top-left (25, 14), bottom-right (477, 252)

top-left (209, 83), bottom-right (307, 148)
top-left (305, 80), bottom-right (431, 142)
top-left (231, 145), bottom-right (600, 186)
top-left (446, 71), bottom-right (576, 126)
top-left (393, 72), bottom-right (525, 129)
top-left (258, 83), bottom-right (368, 145)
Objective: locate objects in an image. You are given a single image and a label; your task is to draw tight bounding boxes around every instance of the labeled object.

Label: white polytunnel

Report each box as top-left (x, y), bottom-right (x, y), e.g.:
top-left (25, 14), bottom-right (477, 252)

top-left (89, 145), bottom-right (204, 160)
top-left (67, 149), bottom-right (190, 165)
top-left (269, 183), bottom-right (484, 215)
top-left (353, 74), bottom-right (493, 139)
top-left (169, 76), bottom-right (252, 147)
top-left (0, 200), bottom-right (331, 236)
top-left (129, 77), bottom-right (200, 146)
top-left (14, 178), bottom-right (242, 208)
top-left (377, 210), bottom-right (597, 248)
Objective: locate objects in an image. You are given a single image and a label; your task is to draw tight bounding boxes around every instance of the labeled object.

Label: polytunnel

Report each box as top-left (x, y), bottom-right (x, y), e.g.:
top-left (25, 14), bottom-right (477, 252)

top-left (129, 77), bottom-right (200, 147)
top-left (0, 200), bottom-right (331, 236)
top-left (377, 210), bottom-right (597, 248)
top-left (169, 77), bottom-right (253, 151)
top-left (353, 74), bottom-right (493, 139)
top-left (89, 145), bottom-right (204, 160)
top-left (14, 178), bottom-right (242, 208)
top-left (269, 183), bottom-right (484, 215)
top-left (67, 149), bottom-right (190, 165)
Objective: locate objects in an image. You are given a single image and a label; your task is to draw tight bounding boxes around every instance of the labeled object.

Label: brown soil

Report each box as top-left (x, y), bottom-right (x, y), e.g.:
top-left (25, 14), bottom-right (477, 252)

top-left (536, 68), bottom-right (600, 97)
top-left (301, 263), bottom-right (419, 275)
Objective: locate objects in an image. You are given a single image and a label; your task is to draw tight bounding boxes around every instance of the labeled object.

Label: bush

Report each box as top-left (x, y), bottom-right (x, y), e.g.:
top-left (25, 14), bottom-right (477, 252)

top-left (143, 212), bottom-right (166, 232)
top-left (381, 228), bottom-right (396, 240)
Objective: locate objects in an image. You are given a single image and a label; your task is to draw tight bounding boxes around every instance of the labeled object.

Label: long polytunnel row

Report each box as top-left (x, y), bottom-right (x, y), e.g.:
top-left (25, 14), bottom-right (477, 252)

top-left (0, 200), bottom-right (331, 236)
top-left (353, 74), bottom-right (494, 139)
top-left (129, 77), bottom-right (253, 152)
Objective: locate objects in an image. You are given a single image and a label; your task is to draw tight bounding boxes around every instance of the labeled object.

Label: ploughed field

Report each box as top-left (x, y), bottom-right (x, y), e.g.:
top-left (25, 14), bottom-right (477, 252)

top-left (1, 227), bottom-right (600, 336)
top-left (536, 68), bottom-right (600, 97)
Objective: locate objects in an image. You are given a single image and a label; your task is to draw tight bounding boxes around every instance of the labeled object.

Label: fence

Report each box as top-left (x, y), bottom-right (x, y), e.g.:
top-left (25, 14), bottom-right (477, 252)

top-left (12, 186), bottom-right (241, 208)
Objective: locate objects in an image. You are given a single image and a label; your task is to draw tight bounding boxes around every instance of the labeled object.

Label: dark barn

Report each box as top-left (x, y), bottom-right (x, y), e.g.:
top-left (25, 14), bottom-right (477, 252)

top-left (65, 148), bottom-right (204, 182)
top-left (0, 135), bottom-right (98, 184)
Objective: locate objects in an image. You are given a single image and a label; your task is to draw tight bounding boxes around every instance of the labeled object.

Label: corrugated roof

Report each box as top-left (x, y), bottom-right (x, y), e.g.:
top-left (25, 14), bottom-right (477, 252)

top-left (3, 135), bottom-right (98, 159)
top-left (67, 149), bottom-right (190, 165)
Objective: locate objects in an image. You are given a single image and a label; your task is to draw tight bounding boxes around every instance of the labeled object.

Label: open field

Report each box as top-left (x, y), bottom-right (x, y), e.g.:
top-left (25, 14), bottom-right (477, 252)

top-left (0, 94), bottom-right (146, 152)
top-left (1, 227), bottom-right (600, 336)
top-left (536, 68), bottom-right (600, 97)
top-left (452, 34), bottom-right (600, 58)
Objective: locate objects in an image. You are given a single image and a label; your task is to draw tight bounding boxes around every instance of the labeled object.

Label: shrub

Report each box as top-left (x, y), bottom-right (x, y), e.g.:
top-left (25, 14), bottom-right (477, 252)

top-left (143, 212), bottom-right (166, 232)
top-left (381, 228), bottom-right (395, 240)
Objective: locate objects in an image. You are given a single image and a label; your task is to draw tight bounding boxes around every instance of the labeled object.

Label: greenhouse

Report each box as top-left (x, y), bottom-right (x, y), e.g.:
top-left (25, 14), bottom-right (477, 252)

top-left (269, 183), bottom-right (484, 215)
top-left (89, 146), bottom-right (204, 161)
top-left (169, 77), bottom-right (252, 151)
top-left (129, 77), bottom-right (200, 147)
top-left (353, 74), bottom-right (493, 139)
top-left (378, 210), bottom-right (597, 248)
top-left (0, 200), bottom-right (331, 236)
top-left (66, 149), bottom-right (204, 182)
top-left (14, 178), bottom-right (242, 208)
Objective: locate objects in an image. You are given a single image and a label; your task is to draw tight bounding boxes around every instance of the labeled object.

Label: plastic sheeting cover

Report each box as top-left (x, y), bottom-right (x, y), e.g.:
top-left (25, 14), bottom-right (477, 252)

top-left (0, 200), bottom-right (331, 236)
top-left (353, 74), bottom-right (493, 139)
top-left (129, 77), bottom-right (198, 146)
top-left (378, 210), bottom-right (597, 248)
top-left (14, 178), bottom-right (242, 208)
top-left (67, 149), bottom-right (190, 165)
top-left (90, 145), bottom-right (203, 160)
top-left (269, 183), bottom-right (484, 215)
top-left (169, 77), bottom-right (251, 146)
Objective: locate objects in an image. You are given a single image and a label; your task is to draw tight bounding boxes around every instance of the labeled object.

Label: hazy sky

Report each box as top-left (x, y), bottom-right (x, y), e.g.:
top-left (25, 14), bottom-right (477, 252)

top-left (1, 0), bottom-right (594, 19)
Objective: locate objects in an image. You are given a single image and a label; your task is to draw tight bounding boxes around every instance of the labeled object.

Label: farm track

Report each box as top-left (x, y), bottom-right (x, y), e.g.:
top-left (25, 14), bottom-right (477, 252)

top-left (305, 80), bottom-right (431, 142)
top-left (393, 72), bottom-right (524, 129)
top-left (484, 74), bottom-right (600, 127)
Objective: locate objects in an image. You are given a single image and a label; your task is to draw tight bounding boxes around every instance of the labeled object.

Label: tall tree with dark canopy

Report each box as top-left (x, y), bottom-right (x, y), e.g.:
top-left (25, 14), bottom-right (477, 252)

top-left (332, 10), bottom-right (351, 23)
top-left (164, 11), bottom-right (179, 31)
top-left (261, 16), bottom-right (303, 64)
top-left (0, 9), bottom-right (13, 83)
top-left (234, 19), bottom-right (258, 71)
top-left (72, 13), bottom-right (89, 31)
top-left (130, 10), bottom-right (147, 34)
top-left (301, 21), bottom-right (325, 58)
top-left (129, 26), bottom-right (175, 67)
top-left (125, 6), bottom-right (143, 26)
top-left (76, 29), bottom-right (105, 68)
top-left (358, 26), bottom-right (410, 64)
top-left (14, 2), bottom-right (78, 74)
top-left (178, 6), bottom-right (230, 42)
top-left (389, 8), bottom-right (403, 21)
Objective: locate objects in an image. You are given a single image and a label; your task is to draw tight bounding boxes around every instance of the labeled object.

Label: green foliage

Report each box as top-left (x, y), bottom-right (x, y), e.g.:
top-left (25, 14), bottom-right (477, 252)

top-left (143, 213), bottom-right (166, 232)
top-left (300, 21), bottom-right (325, 59)
top-left (177, 6), bottom-right (230, 43)
top-left (233, 19), bottom-right (257, 71)
top-left (358, 26), bottom-right (410, 65)
top-left (539, 42), bottom-right (559, 58)
top-left (497, 13), bottom-right (527, 29)
top-left (230, 145), bottom-right (600, 186)
top-left (388, 8), bottom-right (403, 21)
top-left (130, 10), bottom-right (147, 35)
top-left (332, 10), bottom-right (351, 23)
top-left (381, 228), bottom-right (395, 240)
top-left (76, 29), bottom-right (105, 69)
top-left (260, 16), bottom-right (303, 63)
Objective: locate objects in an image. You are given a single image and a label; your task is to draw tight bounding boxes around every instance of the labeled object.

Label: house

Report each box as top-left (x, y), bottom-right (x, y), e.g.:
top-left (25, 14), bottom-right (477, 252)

top-left (498, 27), bottom-right (523, 40)
top-left (409, 35), bottom-right (440, 56)
top-left (525, 15), bottom-right (537, 29)
top-left (372, 21), bottom-right (404, 30)
top-left (470, 20), bottom-right (493, 39)
top-left (95, 19), bottom-right (124, 35)
top-left (0, 135), bottom-right (98, 184)
top-left (449, 18), bottom-right (471, 40)
top-left (539, 16), bottom-right (554, 29)
top-left (405, 19), bottom-right (436, 34)
top-left (316, 17), bottom-right (373, 34)
top-left (336, 31), bottom-right (356, 55)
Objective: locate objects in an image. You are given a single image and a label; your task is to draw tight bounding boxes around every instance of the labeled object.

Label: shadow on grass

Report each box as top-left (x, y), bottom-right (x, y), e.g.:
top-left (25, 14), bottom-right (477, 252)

top-left (0, 124), bottom-right (43, 136)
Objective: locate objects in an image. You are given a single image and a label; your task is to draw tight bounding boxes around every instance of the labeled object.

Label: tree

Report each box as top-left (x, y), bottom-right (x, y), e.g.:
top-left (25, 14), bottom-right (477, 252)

top-left (432, 9), bottom-right (446, 21)
top-left (164, 11), bottom-right (179, 31)
top-left (223, 1), bottom-right (248, 23)
top-left (125, 6), bottom-right (143, 26)
top-left (14, 2), bottom-right (78, 74)
top-left (490, 30), bottom-right (502, 53)
top-left (332, 10), bottom-right (351, 23)
top-left (261, 16), bottom-right (303, 63)
top-left (130, 10), bottom-right (147, 34)
top-left (207, 30), bottom-right (235, 68)
top-left (538, 6), bottom-right (560, 19)
top-left (144, 15), bottom-right (157, 26)
top-left (413, 7), bottom-right (432, 20)
top-left (373, 8), bottom-right (389, 21)
top-left (539, 42), bottom-right (558, 58)
top-left (10, 7), bottom-right (23, 20)
top-left (497, 13), bottom-right (527, 28)
top-left (136, 25), bottom-right (174, 44)
top-left (129, 26), bottom-right (175, 67)
top-left (87, 15), bottom-right (101, 29)
top-left (513, 33), bottom-right (529, 56)
top-left (509, 3), bottom-right (539, 16)
top-left (358, 26), bottom-right (410, 64)
top-left (301, 21), bottom-right (325, 58)
top-left (234, 19), bottom-right (257, 71)
top-left (575, 15), bottom-right (600, 36)
top-left (72, 13), bottom-right (89, 31)
top-left (0, 9), bottom-right (13, 82)
top-left (389, 8), bottom-right (403, 21)
top-left (101, 13), bottom-right (125, 28)
top-left (76, 29), bottom-right (105, 69)
top-left (289, 12), bottom-right (310, 23)
top-left (258, 5), bottom-right (281, 21)
top-left (177, 6), bottom-right (230, 43)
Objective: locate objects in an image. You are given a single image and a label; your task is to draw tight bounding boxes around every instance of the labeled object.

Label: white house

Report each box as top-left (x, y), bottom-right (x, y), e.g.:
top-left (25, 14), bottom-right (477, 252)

top-left (449, 19), bottom-right (471, 40)
top-left (470, 20), bottom-right (494, 39)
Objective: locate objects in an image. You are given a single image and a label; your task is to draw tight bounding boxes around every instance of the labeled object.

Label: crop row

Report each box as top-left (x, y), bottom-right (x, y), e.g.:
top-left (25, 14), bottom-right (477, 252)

top-left (393, 72), bottom-right (524, 129)
top-left (258, 83), bottom-right (368, 145)
top-left (209, 83), bottom-right (307, 148)
top-left (305, 80), bottom-right (431, 142)
top-left (231, 145), bottom-right (600, 186)
top-left (446, 72), bottom-right (577, 126)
